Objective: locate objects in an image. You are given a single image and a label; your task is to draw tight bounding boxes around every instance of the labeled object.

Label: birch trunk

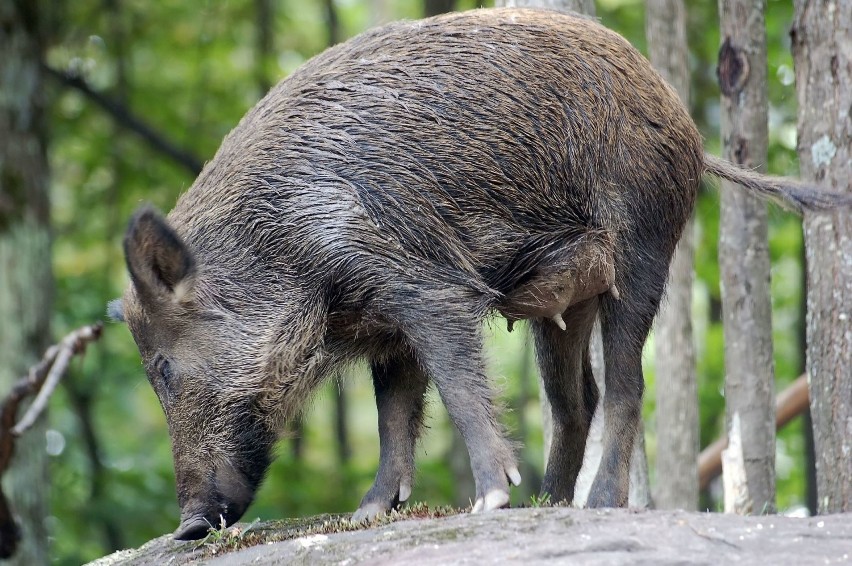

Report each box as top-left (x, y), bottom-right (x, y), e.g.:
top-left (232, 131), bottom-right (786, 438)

top-left (792, 0), bottom-right (852, 514)
top-left (646, 0), bottom-right (699, 511)
top-left (717, 0), bottom-right (776, 515)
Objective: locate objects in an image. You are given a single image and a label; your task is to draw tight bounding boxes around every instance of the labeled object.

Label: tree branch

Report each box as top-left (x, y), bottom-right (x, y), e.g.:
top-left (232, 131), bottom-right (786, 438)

top-left (13, 331), bottom-right (91, 435)
top-left (0, 322), bottom-right (104, 559)
top-left (44, 66), bottom-right (203, 175)
top-left (698, 375), bottom-right (809, 491)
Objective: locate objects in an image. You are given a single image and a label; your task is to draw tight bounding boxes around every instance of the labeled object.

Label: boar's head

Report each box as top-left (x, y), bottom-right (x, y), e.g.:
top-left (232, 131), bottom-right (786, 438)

top-left (110, 207), bottom-right (278, 540)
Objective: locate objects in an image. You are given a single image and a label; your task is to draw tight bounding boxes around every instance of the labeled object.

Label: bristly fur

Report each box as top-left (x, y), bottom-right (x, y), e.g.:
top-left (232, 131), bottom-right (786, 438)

top-left (114, 7), bottom-right (848, 537)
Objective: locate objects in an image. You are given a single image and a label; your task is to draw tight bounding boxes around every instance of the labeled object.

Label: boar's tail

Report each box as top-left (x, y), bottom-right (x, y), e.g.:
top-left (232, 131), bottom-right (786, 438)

top-left (703, 153), bottom-right (852, 214)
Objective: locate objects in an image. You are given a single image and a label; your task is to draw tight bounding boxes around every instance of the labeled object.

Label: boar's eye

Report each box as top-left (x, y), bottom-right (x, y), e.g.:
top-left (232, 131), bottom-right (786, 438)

top-left (152, 355), bottom-right (174, 393)
top-left (157, 357), bottom-right (173, 385)
top-left (158, 358), bottom-right (172, 385)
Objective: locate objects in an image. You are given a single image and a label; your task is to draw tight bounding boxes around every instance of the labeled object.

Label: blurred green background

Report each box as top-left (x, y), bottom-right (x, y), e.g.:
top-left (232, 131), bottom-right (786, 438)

top-left (37, 0), bottom-right (811, 563)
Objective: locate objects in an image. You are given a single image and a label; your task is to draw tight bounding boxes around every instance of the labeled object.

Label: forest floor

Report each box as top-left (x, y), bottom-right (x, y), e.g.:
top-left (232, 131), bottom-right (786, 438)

top-left (88, 506), bottom-right (851, 565)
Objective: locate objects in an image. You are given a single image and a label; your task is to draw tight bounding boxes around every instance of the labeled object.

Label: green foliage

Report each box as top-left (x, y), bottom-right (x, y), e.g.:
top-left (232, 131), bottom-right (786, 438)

top-left (40, 1), bottom-right (814, 564)
top-left (195, 517), bottom-right (261, 555)
top-left (529, 492), bottom-right (552, 508)
top-left (189, 502), bottom-right (458, 559)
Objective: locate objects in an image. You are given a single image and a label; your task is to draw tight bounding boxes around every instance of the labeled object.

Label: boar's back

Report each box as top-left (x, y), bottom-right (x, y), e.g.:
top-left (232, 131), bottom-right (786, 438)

top-left (172, 8), bottom-right (701, 299)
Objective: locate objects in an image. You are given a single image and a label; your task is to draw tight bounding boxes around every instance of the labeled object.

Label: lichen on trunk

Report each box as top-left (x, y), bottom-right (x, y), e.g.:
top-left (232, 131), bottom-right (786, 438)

top-left (792, 0), bottom-right (852, 514)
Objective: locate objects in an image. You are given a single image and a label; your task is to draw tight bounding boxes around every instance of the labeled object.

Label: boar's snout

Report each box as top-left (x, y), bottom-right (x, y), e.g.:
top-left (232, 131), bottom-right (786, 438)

top-left (174, 502), bottom-right (245, 540)
top-left (174, 512), bottom-right (216, 541)
top-left (173, 462), bottom-right (256, 540)
top-left (173, 495), bottom-right (251, 541)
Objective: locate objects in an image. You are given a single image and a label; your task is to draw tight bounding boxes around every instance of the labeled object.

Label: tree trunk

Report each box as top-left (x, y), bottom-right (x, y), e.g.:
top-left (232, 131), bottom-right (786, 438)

top-left (514, 338), bottom-right (541, 499)
top-left (646, 0), bottom-right (698, 511)
top-left (423, 0), bottom-right (455, 17)
top-left (449, 427), bottom-right (475, 507)
top-left (572, 322), bottom-right (604, 506)
top-left (717, 0), bottom-right (776, 515)
top-left (628, 423), bottom-right (652, 508)
top-left (792, 0), bottom-right (852, 514)
top-left (0, 1), bottom-right (52, 564)
top-left (254, 0), bottom-right (274, 93)
top-left (323, 0), bottom-right (340, 46)
top-left (803, 408), bottom-right (818, 514)
top-left (798, 245), bottom-right (818, 516)
top-left (334, 386), bottom-right (351, 465)
top-left (572, 323), bottom-right (653, 508)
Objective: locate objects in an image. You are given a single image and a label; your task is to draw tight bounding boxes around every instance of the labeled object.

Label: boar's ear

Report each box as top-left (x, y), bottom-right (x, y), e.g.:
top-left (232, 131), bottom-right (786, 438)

top-left (123, 206), bottom-right (196, 304)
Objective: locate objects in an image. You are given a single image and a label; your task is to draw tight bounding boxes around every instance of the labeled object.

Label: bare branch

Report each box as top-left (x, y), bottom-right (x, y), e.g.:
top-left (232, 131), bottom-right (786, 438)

top-left (698, 375), bottom-right (809, 491)
top-left (0, 322), bottom-right (104, 559)
top-left (13, 328), bottom-right (93, 435)
top-left (44, 66), bottom-right (203, 175)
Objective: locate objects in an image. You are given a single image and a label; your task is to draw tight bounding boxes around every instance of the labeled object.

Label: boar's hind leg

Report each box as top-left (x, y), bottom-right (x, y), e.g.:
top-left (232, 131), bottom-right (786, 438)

top-left (532, 297), bottom-right (599, 504)
top-left (352, 355), bottom-right (428, 523)
top-left (586, 247), bottom-right (669, 508)
top-left (405, 302), bottom-right (520, 512)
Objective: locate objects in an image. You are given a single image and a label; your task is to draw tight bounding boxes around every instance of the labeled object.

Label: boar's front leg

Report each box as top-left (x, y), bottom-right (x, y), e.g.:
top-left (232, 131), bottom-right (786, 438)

top-left (352, 354), bottom-right (428, 522)
top-left (403, 297), bottom-right (520, 512)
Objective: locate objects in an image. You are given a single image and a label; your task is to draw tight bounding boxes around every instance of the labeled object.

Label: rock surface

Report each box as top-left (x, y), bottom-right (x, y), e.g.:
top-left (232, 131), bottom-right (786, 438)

top-left (88, 507), bottom-right (852, 566)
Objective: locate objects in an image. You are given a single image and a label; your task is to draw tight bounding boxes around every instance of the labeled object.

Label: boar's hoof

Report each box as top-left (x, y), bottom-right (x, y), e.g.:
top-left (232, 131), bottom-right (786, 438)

top-left (471, 489), bottom-right (510, 513)
top-left (173, 515), bottom-right (214, 541)
top-left (399, 481), bottom-right (412, 502)
top-left (508, 466), bottom-right (522, 487)
top-left (351, 480), bottom-right (412, 523)
top-left (351, 502), bottom-right (391, 524)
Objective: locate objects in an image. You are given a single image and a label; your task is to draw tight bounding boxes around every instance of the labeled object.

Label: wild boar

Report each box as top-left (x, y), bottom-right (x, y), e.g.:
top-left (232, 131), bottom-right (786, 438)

top-left (110, 7), bottom-right (846, 539)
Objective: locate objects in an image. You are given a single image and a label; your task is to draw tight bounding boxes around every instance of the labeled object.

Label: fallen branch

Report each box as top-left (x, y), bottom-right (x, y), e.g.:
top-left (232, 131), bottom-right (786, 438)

top-left (0, 322), bottom-right (104, 559)
top-left (698, 375), bottom-right (809, 491)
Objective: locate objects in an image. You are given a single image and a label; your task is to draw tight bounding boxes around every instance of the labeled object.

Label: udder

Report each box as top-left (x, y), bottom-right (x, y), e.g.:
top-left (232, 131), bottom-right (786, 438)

top-left (497, 233), bottom-right (619, 331)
